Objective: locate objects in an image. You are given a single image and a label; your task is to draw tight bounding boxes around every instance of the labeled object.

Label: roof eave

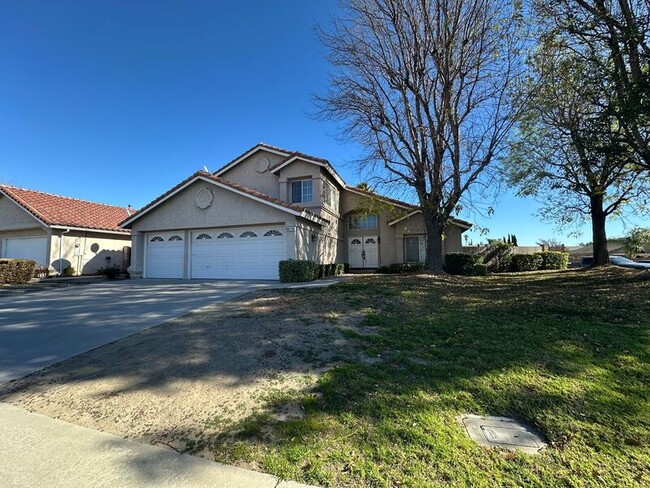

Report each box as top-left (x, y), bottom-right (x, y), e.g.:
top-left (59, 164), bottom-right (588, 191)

top-left (214, 144), bottom-right (291, 176)
top-left (270, 156), bottom-right (347, 188)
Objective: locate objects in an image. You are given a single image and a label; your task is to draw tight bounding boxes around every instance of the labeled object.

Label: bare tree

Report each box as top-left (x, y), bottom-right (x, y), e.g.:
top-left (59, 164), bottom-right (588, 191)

top-left (318, 0), bottom-right (525, 272)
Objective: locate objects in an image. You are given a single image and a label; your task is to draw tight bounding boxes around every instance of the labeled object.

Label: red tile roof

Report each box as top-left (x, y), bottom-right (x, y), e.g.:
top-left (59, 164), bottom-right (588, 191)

top-left (120, 171), bottom-right (327, 227)
top-left (214, 142), bottom-right (291, 174)
top-left (0, 185), bottom-right (132, 233)
top-left (215, 143), bottom-right (347, 187)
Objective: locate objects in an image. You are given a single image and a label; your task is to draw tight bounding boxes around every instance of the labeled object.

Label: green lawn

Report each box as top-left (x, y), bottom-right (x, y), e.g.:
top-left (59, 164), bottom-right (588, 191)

top-left (208, 268), bottom-right (650, 487)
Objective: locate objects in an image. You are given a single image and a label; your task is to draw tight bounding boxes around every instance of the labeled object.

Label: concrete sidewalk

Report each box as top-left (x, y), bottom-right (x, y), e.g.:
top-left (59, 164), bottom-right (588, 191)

top-left (0, 402), bottom-right (315, 488)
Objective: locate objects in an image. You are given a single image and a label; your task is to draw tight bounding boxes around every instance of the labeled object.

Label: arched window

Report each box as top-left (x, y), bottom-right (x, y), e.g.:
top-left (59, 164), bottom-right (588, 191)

top-left (216, 232), bottom-right (234, 239)
top-left (196, 233), bottom-right (212, 240)
top-left (150, 236), bottom-right (164, 242)
top-left (240, 231), bottom-right (258, 238)
top-left (351, 238), bottom-right (362, 245)
top-left (263, 230), bottom-right (283, 237)
top-left (168, 235), bottom-right (183, 241)
top-left (365, 238), bottom-right (377, 244)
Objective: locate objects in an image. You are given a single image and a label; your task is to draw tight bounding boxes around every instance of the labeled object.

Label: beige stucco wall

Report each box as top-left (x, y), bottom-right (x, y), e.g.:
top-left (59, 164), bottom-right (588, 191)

top-left (392, 213), bottom-right (465, 261)
top-left (0, 195), bottom-right (45, 231)
top-left (49, 230), bottom-right (131, 275)
top-left (341, 189), bottom-right (468, 266)
top-left (341, 191), bottom-right (398, 267)
top-left (127, 180), bottom-right (298, 278)
top-left (219, 150), bottom-right (286, 198)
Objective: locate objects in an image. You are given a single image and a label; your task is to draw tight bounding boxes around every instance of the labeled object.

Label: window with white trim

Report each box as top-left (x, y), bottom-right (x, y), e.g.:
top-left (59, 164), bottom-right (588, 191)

top-left (168, 235), bottom-right (183, 241)
top-left (263, 230), bottom-right (283, 237)
top-left (217, 232), bottom-right (234, 239)
top-left (240, 231), bottom-right (258, 238)
top-left (196, 233), bottom-right (212, 240)
top-left (322, 180), bottom-right (338, 209)
top-left (150, 236), bottom-right (164, 242)
top-left (291, 179), bottom-right (313, 203)
top-left (349, 214), bottom-right (378, 229)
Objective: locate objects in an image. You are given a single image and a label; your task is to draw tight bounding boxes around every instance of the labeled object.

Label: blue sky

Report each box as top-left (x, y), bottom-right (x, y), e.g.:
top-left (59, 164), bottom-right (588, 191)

top-left (0, 1), bottom-right (645, 245)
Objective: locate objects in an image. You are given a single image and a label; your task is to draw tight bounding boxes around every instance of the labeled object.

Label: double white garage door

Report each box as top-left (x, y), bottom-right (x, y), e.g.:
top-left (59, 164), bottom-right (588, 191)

top-left (145, 227), bottom-right (286, 280)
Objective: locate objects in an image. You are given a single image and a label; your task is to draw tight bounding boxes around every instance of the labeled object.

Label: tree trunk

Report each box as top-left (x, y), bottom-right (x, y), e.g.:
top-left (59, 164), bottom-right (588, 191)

top-left (423, 213), bottom-right (445, 273)
top-left (590, 195), bottom-right (609, 266)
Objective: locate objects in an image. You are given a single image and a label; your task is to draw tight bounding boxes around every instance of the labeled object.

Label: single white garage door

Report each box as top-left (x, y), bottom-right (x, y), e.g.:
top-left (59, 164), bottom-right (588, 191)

top-left (145, 232), bottom-right (185, 278)
top-left (191, 226), bottom-right (286, 280)
top-left (2, 237), bottom-right (48, 265)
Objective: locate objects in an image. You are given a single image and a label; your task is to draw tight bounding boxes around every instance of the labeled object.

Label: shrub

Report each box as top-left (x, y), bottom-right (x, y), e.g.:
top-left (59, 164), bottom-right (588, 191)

top-left (445, 253), bottom-right (478, 275)
top-left (0, 259), bottom-right (37, 284)
top-left (326, 264), bottom-right (336, 277)
top-left (510, 253), bottom-right (543, 272)
top-left (481, 241), bottom-right (513, 273)
top-left (378, 262), bottom-right (424, 274)
top-left (343, 263), bottom-right (350, 273)
top-left (468, 263), bottom-right (488, 276)
top-left (537, 251), bottom-right (569, 270)
top-left (445, 253), bottom-right (487, 276)
top-left (335, 263), bottom-right (345, 276)
top-left (99, 265), bottom-right (122, 279)
top-left (279, 260), bottom-right (318, 282)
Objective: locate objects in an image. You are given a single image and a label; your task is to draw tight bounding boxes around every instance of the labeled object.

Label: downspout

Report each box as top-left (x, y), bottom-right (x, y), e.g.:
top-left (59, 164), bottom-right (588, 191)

top-left (59, 228), bottom-right (71, 275)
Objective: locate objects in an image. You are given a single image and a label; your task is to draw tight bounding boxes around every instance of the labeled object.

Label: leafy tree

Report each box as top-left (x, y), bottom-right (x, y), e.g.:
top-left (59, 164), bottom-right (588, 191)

top-left (537, 1), bottom-right (650, 171)
top-left (624, 227), bottom-right (650, 256)
top-left (508, 23), bottom-right (648, 265)
top-left (318, 0), bottom-right (526, 272)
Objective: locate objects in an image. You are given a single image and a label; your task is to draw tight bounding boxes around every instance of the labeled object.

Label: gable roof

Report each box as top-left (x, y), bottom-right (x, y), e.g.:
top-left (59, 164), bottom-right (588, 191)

top-left (120, 171), bottom-right (327, 228)
top-left (269, 152), bottom-right (347, 188)
top-left (214, 143), bottom-right (291, 176)
top-left (344, 186), bottom-right (472, 230)
top-left (214, 143), bottom-right (347, 187)
top-left (0, 185), bottom-right (132, 233)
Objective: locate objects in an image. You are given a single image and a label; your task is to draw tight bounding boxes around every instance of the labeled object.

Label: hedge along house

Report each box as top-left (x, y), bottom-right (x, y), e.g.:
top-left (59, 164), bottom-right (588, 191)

top-left (120, 143), bottom-right (472, 280)
top-left (0, 185), bottom-right (132, 275)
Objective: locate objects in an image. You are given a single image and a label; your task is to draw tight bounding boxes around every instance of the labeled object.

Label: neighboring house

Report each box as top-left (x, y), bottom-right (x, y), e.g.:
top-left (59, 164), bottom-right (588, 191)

top-left (0, 185), bottom-right (132, 275)
top-left (121, 143), bottom-right (472, 280)
top-left (568, 239), bottom-right (650, 261)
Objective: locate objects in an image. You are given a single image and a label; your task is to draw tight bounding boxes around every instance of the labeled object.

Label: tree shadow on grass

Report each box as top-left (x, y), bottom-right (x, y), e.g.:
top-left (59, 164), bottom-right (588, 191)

top-left (0, 269), bottom-right (648, 486)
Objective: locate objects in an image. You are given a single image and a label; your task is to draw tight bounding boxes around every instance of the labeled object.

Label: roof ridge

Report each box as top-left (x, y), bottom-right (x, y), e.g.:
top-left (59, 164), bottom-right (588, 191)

top-left (0, 184), bottom-right (130, 210)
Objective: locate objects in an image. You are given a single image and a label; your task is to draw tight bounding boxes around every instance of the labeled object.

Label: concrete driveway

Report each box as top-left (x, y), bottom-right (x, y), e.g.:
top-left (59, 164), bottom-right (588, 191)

top-left (0, 279), bottom-right (281, 384)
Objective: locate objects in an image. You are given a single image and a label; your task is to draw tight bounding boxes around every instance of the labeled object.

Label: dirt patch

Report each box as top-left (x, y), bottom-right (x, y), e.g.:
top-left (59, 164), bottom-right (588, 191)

top-left (0, 289), bottom-right (365, 458)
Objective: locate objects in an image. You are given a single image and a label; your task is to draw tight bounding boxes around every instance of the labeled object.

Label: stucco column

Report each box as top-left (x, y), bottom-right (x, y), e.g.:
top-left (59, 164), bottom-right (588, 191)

top-left (285, 222), bottom-right (297, 260)
top-left (129, 230), bottom-right (144, 279)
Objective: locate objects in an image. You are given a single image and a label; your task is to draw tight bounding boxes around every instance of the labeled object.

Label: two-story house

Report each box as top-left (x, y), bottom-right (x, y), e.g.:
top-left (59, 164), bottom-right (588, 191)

top-left (121, 143), bottom-right (471, 279)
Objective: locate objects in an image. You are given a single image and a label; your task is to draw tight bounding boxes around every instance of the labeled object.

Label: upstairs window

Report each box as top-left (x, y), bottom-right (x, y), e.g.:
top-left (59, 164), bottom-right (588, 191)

top-left (291, 179), bottom-right (313, 203)
top-left (322, 180), bottom-right (338, 208)
top-left (349, 214), bottom-right (378, 229)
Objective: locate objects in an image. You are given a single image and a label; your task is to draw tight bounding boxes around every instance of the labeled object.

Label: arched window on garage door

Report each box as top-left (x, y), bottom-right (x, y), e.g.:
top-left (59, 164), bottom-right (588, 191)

top-left (150, 236), bottom-right (164, 242)
top-left (217, 232), bottom-right (234, 239)
top-left (240, 231), bottom-right (258, 238)
top-left (263, 230), bottom-right (283, 237)
top-left (196, 233), bottom-right (212, 240)
top-left (168, 235), bottom-right (183, 241)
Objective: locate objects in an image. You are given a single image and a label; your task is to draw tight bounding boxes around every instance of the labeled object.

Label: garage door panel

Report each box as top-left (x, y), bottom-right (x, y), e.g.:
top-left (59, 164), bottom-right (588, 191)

top-left (2, 237), bottom-right (48, 266)
top-left (146, 233), bottom-right (184, 279)
top-left (190, 227), bottom-right (286, 280)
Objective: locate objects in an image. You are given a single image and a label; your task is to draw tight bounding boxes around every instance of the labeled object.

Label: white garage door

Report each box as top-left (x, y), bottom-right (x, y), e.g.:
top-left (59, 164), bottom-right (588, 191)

top-left (145, 232), bottom-right (185, 278)
top-left (2, 237), bottom-right (48, 266)
top-left (191, 226), bottom-right (286, 280)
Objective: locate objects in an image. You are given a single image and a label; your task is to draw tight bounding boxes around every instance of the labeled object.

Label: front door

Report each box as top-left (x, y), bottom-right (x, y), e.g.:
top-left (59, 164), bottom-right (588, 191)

top-left (348, 236), bottom-right (379, 268)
